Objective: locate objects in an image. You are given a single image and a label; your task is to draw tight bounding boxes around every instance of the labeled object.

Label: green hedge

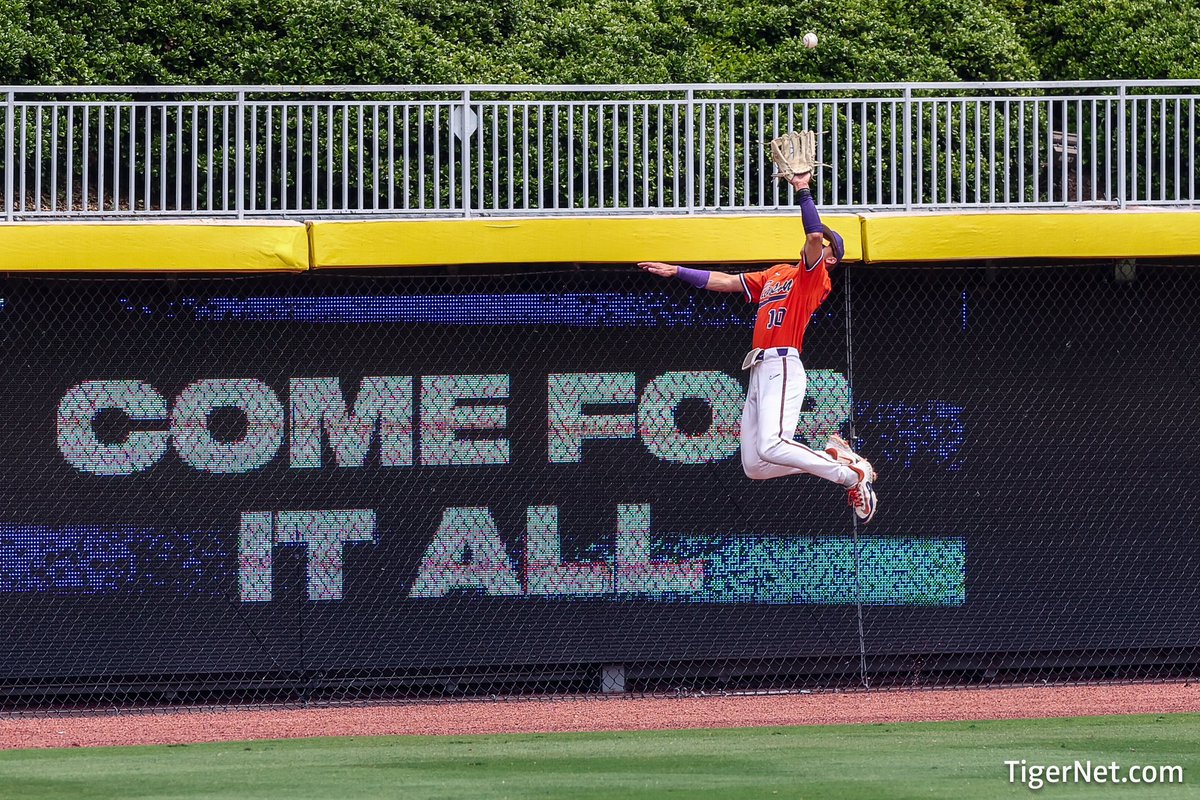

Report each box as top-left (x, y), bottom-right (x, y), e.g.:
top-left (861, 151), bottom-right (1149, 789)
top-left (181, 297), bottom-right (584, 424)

top-left (0, 0), bottom-right (1195, 86)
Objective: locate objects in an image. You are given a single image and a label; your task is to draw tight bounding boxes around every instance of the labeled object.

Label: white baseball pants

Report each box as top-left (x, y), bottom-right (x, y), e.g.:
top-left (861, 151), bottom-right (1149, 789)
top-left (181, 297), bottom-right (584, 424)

top-left (740, 348), bottom-right (859, 487)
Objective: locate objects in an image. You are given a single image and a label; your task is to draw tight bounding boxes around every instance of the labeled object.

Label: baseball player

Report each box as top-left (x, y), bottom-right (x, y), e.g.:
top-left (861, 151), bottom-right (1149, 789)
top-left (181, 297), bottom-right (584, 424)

top-left (638, 132), bottom-right (877, 522)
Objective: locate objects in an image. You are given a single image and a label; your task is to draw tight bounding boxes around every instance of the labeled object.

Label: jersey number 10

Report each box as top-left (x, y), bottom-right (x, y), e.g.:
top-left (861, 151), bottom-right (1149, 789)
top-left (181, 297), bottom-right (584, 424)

top-left (766, 308), bottom-right (787, 329)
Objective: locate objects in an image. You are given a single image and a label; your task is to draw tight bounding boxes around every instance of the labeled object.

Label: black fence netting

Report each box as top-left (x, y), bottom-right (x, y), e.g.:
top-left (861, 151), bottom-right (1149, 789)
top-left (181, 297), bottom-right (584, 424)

top-left (0, 261), bottom-right (1196, 711)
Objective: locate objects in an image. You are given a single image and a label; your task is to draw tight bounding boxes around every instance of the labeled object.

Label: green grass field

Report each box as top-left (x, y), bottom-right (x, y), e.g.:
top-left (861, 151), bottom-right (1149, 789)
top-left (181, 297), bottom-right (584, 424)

top-left (1, 713), bottom-right (1197, 799)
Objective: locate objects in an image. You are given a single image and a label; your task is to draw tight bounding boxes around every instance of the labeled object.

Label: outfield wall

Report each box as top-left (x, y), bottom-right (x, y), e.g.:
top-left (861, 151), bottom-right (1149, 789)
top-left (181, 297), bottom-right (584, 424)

top-left (0, 213), bottom-right (1197, 706)
top-left (2, 210), bottom-right (1200, 271)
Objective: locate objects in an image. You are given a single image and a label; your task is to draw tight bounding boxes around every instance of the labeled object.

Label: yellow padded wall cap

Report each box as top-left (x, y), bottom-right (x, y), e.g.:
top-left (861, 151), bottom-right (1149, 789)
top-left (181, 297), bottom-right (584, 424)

top-left (861, 209), bottom-right (1200, 262)
top-left (309, 215), bottom-right (863, 268)
top-left (0, 221), bottom-right (310, 272)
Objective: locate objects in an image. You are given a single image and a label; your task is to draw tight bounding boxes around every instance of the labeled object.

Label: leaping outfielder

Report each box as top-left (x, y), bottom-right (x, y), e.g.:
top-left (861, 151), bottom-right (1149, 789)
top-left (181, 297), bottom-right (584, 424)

top-left (639, 130), bottom-right (877, 522)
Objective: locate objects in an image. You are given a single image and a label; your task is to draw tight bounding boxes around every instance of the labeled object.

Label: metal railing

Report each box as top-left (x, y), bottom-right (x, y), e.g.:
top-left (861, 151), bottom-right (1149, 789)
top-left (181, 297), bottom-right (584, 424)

top-left (2, 82), bottom-right (1197, 220)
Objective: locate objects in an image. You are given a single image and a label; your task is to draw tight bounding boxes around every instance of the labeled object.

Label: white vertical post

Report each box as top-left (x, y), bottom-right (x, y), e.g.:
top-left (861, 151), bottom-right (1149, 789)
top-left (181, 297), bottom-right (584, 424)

top-left (903, 87), bottom-right (912, 211)
top-left (4, 91), bottom-right (13, 221)
top-left (1117, 84), bottom-right (1127, 209)
top-left (236, 91), bottom-right (246, 218)
top-left (462, 89), bottom-right (471, 218)
top-left (685, 88), bottom-right (695, 214)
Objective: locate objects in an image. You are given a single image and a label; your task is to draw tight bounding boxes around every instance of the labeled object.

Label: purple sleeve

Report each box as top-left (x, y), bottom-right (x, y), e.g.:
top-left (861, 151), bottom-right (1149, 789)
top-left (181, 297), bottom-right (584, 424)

top-left (796, 188), bottom-right (823, 234)
top-left (676, 266), bottom-right (711, 289)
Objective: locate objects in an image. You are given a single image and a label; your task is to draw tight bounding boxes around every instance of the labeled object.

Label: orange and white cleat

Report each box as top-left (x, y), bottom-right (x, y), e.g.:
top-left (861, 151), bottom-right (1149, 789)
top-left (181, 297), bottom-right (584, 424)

top-left (846, 468), bottom-right (878, 523)
top-left (826, 435), bottom-right (878, 522)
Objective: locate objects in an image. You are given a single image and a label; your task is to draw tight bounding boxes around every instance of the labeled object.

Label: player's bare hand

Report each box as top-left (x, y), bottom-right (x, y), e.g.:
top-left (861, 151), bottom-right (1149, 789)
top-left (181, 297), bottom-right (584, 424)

top-left (638, 261), bottom-right (678, 278)
top-left (789, 172), bottom-right (813, 191)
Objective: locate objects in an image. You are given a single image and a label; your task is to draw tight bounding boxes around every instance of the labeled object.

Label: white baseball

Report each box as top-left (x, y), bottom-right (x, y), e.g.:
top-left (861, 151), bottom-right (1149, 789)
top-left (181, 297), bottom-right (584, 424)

top-left (803, 32), bottom-right (819, 49)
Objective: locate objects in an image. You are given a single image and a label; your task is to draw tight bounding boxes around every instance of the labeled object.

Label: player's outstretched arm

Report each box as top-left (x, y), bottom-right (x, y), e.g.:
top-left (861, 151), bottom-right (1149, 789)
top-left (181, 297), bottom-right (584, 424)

top-left (788, 172), bottom-right (827, 268)
top-left (637, 262), bottom-right (741, 292)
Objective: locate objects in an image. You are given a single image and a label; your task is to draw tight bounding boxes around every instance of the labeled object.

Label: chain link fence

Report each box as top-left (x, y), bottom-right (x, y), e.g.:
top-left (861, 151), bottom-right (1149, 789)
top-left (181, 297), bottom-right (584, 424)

top-left (0, 260), bottom-right (1196, 710)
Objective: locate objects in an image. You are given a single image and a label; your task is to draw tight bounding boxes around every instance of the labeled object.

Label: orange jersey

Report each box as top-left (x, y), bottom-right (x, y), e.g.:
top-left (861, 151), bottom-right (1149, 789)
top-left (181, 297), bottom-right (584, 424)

top-left (739, 261), bottom-right (831, 352)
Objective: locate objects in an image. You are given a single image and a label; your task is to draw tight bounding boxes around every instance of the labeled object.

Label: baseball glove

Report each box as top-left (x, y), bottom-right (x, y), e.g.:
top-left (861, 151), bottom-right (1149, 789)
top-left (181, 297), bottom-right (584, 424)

top-left (767, 130), bottom-right (825, 179)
